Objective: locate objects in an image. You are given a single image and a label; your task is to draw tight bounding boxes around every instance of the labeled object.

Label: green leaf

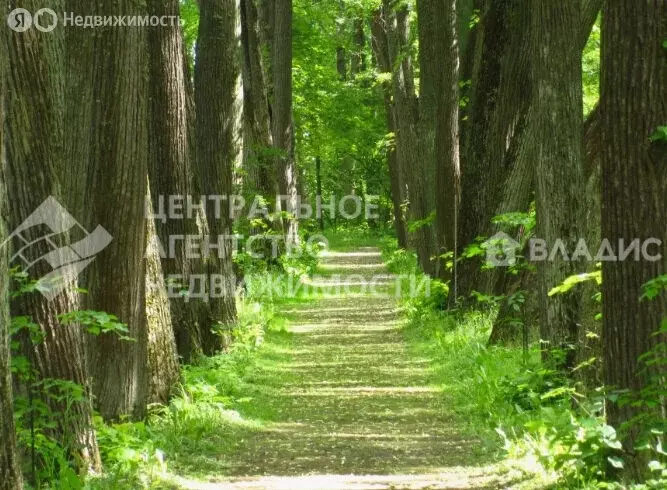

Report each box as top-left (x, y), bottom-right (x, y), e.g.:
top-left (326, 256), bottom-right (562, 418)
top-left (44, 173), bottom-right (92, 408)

top-left (607, 456), bottom-right (624, 469)
top-left (549, 271), bottom-right (601, 296)
top-left (649, 125), bottom-right (667, 143)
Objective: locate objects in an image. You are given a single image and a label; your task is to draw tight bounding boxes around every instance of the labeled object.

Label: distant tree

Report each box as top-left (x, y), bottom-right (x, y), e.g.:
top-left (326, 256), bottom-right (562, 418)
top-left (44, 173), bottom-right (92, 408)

top-left (371, 8), bottom-right (407, 248)
top-left (424, 0), bottom-right (460, 281)
top-left (385, 0), bottom-right (436, 275)
top-left (241, 0), bottom-right (276, 201)
top-left (600, 0), bottom-right (667, 478)
top-left (272, 0), bottom-right (299, 245)
top-left (350, 17), bottom-right (366, 77)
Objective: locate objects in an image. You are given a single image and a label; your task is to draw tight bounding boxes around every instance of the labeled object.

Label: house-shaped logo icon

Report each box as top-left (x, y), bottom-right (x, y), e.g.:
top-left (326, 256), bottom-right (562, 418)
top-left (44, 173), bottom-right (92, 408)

top-left (1, 197), bottom-right (112, 300)
top-left (482, 231), bottom-right (521, 267)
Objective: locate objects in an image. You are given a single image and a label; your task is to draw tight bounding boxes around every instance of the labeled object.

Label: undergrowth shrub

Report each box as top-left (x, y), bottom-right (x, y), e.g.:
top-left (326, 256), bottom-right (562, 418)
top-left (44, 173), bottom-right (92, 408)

top-left (385, 223), bottom-right (667, 489)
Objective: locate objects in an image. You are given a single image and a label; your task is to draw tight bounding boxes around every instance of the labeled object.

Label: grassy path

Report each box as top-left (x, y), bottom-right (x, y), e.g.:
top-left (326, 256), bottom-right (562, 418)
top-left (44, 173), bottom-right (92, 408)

top-left (175, 246), bottom-right (511, 489)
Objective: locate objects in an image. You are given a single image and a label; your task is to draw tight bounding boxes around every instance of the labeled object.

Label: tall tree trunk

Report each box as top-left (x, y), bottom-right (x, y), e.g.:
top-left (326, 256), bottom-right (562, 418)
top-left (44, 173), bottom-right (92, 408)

top-left (241, 0), bottom-right (276, 200)
top-left (0, 217), bottom-right (22, 490)
top-left (457, 0), bottom-right (479, 85)
top-left (371, 9), bottom-right (407, 248)
top-left (5, 1), bottom-right (101, 468)
top-left (416, 0), bottom-right (442, 278)
top-left (456, 0), bottom-right (602, 304)
top-left (144, 191), bottom-right (179, 404)
top-left (429, 0), bottom-right (460, 282)
top-left (84, 0), bottom-right (150, 421)
top-left (456, 0), bottom-right (532, 300)
top-left (196, 0), bottom-right (241, 352)
top-left (147, 0), bottom-right (211, 363)
top-left (272, 0), bottom-right (299, 245)
top-left (351, 18), bottom-right (366, 77)
top-left (385, 1), bottom-right (434, 272)
top-left (0, 23), bottom-right (23, 485)
top-left (337, 46), bottom-right (348, 81)
top-left (532, 0), bottom-right (586, 368)
top-left (601, 0), bottom-right (667, 479)
top-left (483, 1), bottom-right (603, 343)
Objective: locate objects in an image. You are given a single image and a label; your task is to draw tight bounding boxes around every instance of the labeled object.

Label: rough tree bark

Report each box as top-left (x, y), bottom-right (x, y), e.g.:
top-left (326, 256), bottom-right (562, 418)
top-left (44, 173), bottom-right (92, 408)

top-left (431, 0), bottom-right (460, 282)
top-left (601, 0), bottom-right (667, 478)
top-left (84, 0), bottom-right (150, 420)
top-left (456, 0), bottom-right (533, 301)
top-left (146, 0), bottom-right (212, 364)
top-left (272, 0), bottom-right (299, 245)
top-left (385, 0), bottom-right (435, 273)
top-left (371, 8), bottom-right (407, 248)
top-left (532, 0), bottom-right (587, 367)
top-left (0, 209), bottom-right (22, 490)
top-left (241, 0), bottom-right (276, 199)
top-left (457, 0), bottom-right (603, 304)
top-left (0, 19), bottom-right (23, 486)
top-left (144, 191), bottom-right (179, 405)
top-left (484, 1), bottom-right (603, 345)
top-left (416, 0), bottom-right (442, 278)
top-left (196, 0), bottom-right (241, 352)
top-left (5, 0), bottom-right (101, 468)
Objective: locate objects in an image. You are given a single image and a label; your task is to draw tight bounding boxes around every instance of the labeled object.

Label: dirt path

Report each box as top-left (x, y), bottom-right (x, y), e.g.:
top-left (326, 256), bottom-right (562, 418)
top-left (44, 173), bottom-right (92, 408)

top-left (176, 248), bottom-right (513, 489)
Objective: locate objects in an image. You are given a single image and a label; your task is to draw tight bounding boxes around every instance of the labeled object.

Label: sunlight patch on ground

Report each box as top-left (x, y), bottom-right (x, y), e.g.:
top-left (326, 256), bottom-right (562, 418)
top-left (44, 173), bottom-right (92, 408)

top-left (288, 322), bottom-right (399, 333)
top-left (320, 251), bottom-right (382, 258)
top-left (164, 246), bottom-right (509, 486)
top-left (282, 386), bottom-right (439, 396)
top-left (284, 359), bottom-right (431, 369)
top-left (318, 263), bottom-right (387, 270)
top-left (173, 470), bottom-right (506, 490)
top-left (302, 277), bottom-right (398, 287)
top-left (281, 306), bottom-right (398, 315)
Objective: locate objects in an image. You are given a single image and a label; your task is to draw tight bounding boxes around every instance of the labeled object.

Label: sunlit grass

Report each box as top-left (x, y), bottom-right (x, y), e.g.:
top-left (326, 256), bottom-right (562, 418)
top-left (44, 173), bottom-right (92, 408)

top-left (91, 231), bottom-right (521, 489)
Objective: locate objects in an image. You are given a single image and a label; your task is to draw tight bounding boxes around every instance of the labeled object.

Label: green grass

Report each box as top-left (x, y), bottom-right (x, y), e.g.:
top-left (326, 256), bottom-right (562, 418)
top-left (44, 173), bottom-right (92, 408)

top-left (88, 229), bottom-right (544, 489)
top-left (321, 227), bottom-right (392, 251)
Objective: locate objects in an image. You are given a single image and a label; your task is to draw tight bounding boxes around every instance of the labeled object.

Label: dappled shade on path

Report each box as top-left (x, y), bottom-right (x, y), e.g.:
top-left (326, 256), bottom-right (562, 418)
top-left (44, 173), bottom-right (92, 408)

top-left (176, 248), bottom-right (514, 489)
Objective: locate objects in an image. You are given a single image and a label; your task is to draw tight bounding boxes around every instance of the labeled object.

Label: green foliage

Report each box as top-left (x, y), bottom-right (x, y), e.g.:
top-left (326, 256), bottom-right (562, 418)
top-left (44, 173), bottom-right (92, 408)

top-left (179, 0), bottom-right (199, 70)
top-left (89, 296), bottom-right (281, 489)
top-left (383, 248), bottom-right (419, 275)
top-left (8, 268), bottom-right (149, 488)
top-left (641, 275), bottom-right (667, 303)
top-left (406, 211), bottom-right (435, 233)
top-left (292, 0), bottom-right (392, 228)
top-left (394, 217), bottom-right (667, 488)
top-left (92, 419), bottom-right (166, 489)
top-left (278, 241), bottom-right (324, 278)
top-left (58, 311), bottom-right (132, 340)
top-left (583, 17), bottom-right (601, 115)
top-left (491, 211), bottom-right (536, 235)
top-left (10, 309), bottom-right (91, 487)
top-left (649, 126), bottom-right (667, 143)
top-left (549, 269), bottom-right (602, 297)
